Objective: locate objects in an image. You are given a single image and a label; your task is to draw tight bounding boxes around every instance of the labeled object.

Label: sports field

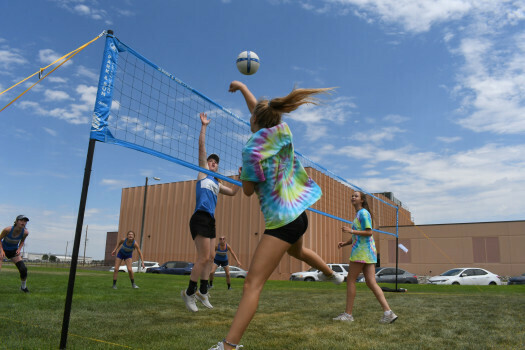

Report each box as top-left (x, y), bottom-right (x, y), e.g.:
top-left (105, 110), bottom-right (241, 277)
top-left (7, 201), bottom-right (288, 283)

top-left (0, 265), bottom-right (523, 349)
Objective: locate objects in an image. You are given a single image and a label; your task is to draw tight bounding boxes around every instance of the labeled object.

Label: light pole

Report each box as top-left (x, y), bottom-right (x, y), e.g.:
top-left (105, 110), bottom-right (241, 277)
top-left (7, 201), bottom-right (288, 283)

top-left (138, 176), bottom-right (160, 271)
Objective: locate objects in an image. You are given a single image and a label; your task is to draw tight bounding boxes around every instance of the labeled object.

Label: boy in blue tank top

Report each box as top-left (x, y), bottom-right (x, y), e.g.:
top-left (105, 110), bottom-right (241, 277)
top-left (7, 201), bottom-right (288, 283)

top-left (182, 113), bottom-right (241, 312)
top-left (0, 215), bottom-right (30, 293)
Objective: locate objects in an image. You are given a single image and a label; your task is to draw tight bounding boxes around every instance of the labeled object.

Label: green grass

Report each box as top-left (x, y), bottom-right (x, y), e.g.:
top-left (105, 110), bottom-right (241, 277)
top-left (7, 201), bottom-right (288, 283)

top-left (0, 265), bottom-right (524, 349)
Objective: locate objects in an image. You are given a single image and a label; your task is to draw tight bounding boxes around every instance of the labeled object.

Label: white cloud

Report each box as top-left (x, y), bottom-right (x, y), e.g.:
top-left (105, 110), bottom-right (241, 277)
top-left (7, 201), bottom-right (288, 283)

top-left (51, 0), bottom-right (111, 23)
top-left (454, 32), bottom-right (525, 134)
top-left (44, 89), bottom-right (71, 101)
top-left (0, 49), bottom-right (28, 70)
top-left (101, 178), bottom-right (131, 190)
top-left (312, 1), bottom-right (520, 33)
top-left (48, 76), bottom-right (68, 84)
top-left (436, 136), bottom-right (461, 143)
top-left (73, 4), bottom-right (91, 16)
top-left (353, 126), bottom-right (405, 143)
top-left (308, 1), bottom-right (525, 135)
top-left (39, 48), bottom-right (73, 67)
top-left (43, 127), bottom-right (58, 137)
top-left (383, 114), bottom-right (409, 123)
top-left (76, 65), bottom-right (99, 82)
top-left (17, 84), bottom-right (96, 124)
top-left (333, 142), bottom-right (525, 223)
top-left (288, 96), bottom-right (357, 141)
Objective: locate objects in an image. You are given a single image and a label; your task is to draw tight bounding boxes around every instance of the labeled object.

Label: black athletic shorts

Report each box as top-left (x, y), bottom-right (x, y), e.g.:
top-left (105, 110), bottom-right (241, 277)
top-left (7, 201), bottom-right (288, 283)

top-left (264, 211), bottom-right (308, 245)
top-left (214, 259), bottom-right (228, 267)
top-left (189, 210), bottom-right (216, 240)
top-left (4, 249), bottom-right (19, 259)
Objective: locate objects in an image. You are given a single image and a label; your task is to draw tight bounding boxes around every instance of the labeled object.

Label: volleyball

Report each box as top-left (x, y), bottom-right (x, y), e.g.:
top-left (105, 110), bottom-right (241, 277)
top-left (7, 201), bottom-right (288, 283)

top-left (236, 51), bottom-right (260, 75)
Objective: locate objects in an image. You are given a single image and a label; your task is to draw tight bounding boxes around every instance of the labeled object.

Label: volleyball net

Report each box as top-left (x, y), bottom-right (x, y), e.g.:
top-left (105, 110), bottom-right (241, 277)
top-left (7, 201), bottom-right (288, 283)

top-left (90, 32), bottom-right (402, 236)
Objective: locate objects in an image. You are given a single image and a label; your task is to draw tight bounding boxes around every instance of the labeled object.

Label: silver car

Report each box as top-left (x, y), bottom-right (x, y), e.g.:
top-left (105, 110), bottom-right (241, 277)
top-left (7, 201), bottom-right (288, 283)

top-left (214, 266), bottom-right (247, 278)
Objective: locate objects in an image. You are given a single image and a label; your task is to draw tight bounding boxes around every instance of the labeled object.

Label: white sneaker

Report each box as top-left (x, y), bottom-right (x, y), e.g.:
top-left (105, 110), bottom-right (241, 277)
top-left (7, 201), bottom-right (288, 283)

top-left (208, 341), bottom-right (243, 350)
top-left (333, 312), bottom-right (354, 322)
top-left (181, 290), bottom-right (198, 312)
top-left (379, 310), bottom-right (398, 324)
top-left (132, 283), bottom-right (139, 289)
top-left (195, 291), bottom-right (213, 309)
top-left (317, 271), bottom-right (344, 285)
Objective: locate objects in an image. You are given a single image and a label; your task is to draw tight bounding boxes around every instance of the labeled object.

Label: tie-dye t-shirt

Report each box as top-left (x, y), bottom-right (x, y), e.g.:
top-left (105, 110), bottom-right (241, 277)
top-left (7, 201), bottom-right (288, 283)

top-left (241, 122), bottom-right (322, 229)
top-left (349, 208), bottom-right (377, 263)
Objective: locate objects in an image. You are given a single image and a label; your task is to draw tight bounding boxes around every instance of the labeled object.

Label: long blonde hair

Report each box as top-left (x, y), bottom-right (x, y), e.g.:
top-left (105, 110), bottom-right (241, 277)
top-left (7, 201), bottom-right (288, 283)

top-left (253, 87), bottom-right (334, 129)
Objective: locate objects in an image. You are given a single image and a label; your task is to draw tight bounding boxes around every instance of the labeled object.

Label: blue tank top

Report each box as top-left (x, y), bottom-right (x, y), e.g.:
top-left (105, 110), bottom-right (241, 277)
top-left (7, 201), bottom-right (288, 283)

top-left (1, 226), bottom-right (25, 251)
top-left (194, 175), bottom-right (219, 217)
top-left (215, 243), bottom-right (228, 261)
top-left (119, 239), bottom-right (135, 255)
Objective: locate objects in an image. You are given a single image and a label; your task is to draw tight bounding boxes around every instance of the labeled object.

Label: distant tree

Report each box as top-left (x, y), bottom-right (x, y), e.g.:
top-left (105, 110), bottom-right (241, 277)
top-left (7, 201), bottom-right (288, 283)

top-left (42, 254), bottom-right (49, 261)
top-left (49, 255), bottom-right (57, 262)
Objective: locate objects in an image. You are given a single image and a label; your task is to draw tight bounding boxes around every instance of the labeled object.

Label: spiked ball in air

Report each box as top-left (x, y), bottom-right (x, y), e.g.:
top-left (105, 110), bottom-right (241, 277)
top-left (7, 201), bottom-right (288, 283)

top-left (236, 51), bottom-right (260, 75)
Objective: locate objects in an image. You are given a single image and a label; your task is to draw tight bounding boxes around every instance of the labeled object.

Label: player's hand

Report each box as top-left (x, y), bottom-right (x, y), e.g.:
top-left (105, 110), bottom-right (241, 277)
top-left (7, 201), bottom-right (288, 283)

top-left (342, 226), bottom-right (353, 234)
top-left (200, 112), bottom-right (210, 126)
top-left (337, 242), bottom-right (345, 249)
top-left (228, 81), bottom-right (245, 93)
top-left (111, 251), bottom-right (116, 256)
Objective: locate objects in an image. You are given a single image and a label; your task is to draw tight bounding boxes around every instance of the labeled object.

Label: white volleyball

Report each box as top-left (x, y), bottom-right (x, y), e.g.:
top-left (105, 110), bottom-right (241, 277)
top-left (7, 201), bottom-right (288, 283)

top-left (236, 51), bottom-right (260, 75)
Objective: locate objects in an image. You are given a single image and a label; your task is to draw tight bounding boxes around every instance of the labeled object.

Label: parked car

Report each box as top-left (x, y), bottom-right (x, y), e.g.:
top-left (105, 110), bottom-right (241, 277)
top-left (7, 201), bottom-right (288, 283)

top-left (145, 261), bottom-right (194, 275)
top-left (109, 261), bottom-right (160, 273)
top-left (507, 273), bottom-right (525, 285)
top-left (214, 266), bottom-right (247, 278)
top-left (357, 267), bottom-right (418, 284)
top-left (428, 267), bottom-right (502, 285)
top-left (290, 263), bottom-right (349, 282)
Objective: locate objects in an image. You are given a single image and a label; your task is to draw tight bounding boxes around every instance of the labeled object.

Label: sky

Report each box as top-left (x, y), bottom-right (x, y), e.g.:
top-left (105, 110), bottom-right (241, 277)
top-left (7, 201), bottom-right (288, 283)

top-left (1, 0), bottom-right (524, 260)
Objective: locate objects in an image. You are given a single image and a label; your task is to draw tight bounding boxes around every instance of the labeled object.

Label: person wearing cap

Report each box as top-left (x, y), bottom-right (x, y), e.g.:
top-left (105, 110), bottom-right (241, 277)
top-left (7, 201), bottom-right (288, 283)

top-left (0, 215), bottom-right (31, 293)
top-left (181, 112), bottom-right (241, 312)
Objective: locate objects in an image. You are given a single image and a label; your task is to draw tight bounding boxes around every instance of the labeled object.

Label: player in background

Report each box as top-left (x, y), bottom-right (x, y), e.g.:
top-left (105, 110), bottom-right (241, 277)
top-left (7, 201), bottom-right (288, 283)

top-left (0, 215), bottom-right (31, 293)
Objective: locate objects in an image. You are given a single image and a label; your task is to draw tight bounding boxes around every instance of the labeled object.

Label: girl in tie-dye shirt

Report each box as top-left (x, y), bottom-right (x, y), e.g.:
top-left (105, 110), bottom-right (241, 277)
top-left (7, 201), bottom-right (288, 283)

top-left (334, 191), bottom-right (398, 324)
top-left (210, 81), bottom-right (341, 350)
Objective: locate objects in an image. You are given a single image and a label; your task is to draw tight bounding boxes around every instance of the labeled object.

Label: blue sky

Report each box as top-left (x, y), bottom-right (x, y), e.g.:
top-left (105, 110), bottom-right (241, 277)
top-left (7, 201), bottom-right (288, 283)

top-left (1, 0), bottom-right (524, 260)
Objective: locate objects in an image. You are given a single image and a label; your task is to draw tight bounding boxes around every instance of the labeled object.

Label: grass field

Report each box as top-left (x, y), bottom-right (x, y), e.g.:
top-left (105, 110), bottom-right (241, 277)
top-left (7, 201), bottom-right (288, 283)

top-left (0, 265), bottom-right (524, 350)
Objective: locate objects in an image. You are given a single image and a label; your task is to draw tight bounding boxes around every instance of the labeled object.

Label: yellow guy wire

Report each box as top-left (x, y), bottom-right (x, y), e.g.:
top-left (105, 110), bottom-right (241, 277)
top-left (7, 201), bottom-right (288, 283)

top-left (0, 30), bottom-right (107, 113)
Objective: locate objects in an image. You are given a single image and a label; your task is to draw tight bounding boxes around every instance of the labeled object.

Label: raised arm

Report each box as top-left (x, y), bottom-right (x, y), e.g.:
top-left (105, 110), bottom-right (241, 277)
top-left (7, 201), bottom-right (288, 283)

top-left (229, 81), bottom-right (257, 114)
top-left (198, 112), bottom-right (211, 180)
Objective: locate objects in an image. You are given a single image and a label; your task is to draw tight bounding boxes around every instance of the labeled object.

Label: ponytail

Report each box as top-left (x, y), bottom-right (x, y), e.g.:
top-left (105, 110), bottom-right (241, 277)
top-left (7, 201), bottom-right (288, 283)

top-left (253, 87), bottom-right (334, 129)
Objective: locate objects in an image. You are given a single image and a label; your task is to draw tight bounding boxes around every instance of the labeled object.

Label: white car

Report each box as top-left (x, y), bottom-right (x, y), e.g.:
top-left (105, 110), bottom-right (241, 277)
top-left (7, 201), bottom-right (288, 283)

top-left (214, 266), bottom-right (247, 278)
top-left (428, 267), bottom-right (502, 285)
top-left (109, 261), bottom-right (160, 273)
top-left (290, 263), bottom-right (349, 282)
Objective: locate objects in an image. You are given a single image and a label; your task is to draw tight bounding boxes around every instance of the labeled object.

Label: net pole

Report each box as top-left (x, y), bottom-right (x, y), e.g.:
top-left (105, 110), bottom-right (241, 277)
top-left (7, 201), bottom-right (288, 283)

top-left (60, 29), bottom-right (116, 349)
top-left (59, 138), bottom-right (96, 349)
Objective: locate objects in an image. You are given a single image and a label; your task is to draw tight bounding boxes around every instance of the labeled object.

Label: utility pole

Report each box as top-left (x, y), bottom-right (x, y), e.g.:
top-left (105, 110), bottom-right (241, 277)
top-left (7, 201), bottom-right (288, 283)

top-left (83, 225), bottom-right (88, 266)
